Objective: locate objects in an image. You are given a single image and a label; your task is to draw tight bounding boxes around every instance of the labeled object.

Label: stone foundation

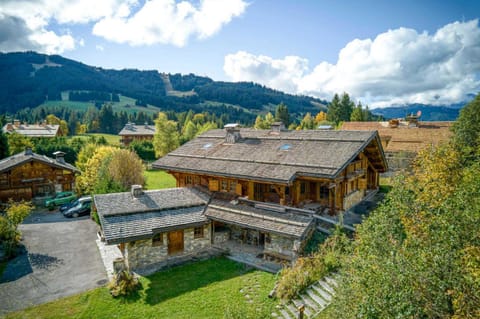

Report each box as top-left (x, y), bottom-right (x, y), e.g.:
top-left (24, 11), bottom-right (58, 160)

top-left (125, 224), bottom-right (212, 271)
top-left (343, 190), bottom-right (365, 211)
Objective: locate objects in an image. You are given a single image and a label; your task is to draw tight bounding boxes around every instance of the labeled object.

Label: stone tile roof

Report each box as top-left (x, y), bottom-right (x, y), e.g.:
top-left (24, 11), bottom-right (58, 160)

top-left (95, 188), bottom-right (209, 244)
top-left (0, 150), bottom-right (79, 173)
top-left (205, 199), bottom-right (314, 239)
top-left (94, 187), bottom-right (208, 216)
top-left (340, 121), bottom-right (453, 153)
top-left (96, 186), bottom-right (317, 244)
top-left (118, 123), bottom-right (156, 136)
top-left (153, 128), bottom-right (386, 182)
top-left (2, 123), bottom-right (60, 137)
top-left (100, 206), bottom-right (208, 245)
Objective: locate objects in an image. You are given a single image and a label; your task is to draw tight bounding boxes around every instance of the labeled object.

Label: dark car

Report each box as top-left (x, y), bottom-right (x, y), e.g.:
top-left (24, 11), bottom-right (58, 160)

top-left (62, 196), bottom-right (92, 218)
top-left (59, 195), bottom-right (91, 213)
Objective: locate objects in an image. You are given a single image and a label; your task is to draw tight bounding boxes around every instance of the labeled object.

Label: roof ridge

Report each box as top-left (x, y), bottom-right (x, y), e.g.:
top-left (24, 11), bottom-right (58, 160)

top-left (167, 153), bottom-right (339, 170)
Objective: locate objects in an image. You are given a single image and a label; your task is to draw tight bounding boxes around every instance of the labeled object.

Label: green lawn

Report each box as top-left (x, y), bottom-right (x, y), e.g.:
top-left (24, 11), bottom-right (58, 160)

top-left (144, 170), bottom-right (176, 190)
top-left (73, 133), bottom-right (121, 146)
top-left (5, 257), bottom-right (277, 319)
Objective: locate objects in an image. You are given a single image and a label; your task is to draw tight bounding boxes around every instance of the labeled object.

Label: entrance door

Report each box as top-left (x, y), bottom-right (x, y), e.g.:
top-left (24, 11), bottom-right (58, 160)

top-left (168, 230), bottom-right (184, 255)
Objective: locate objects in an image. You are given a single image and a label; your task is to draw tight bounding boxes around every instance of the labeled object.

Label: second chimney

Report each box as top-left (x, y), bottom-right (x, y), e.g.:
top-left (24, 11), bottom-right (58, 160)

top-left (131, 185), bottom-right (144, 198)
top-left (53, 151), bottom-right (66, 164)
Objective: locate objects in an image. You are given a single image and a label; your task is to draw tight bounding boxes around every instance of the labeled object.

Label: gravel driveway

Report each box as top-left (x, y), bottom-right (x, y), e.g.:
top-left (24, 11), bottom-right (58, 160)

top-left (0, 210), bottom-right (108, 315)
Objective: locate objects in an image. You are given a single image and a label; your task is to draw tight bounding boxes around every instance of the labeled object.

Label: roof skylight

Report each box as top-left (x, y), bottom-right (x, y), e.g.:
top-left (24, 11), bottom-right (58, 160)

top-left (202, 143), bottom-right (213, 149)
top-left (279, 143), bottom-right (292, 151)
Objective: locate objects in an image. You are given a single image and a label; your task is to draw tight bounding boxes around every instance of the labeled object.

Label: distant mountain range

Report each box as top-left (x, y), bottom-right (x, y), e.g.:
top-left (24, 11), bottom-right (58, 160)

top-left (0, 51), bottom-right (469, 122)
top-left (371, 103), bottom-right (465, 121)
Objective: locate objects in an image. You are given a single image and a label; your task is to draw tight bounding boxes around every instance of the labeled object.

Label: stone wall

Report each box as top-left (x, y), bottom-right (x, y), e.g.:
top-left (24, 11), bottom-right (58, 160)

top-left (264, 234), bottom-right (297, 258)
top-left (125, 224), bottom-right (211, 271)
top-left (343, 190), bottom-right (365, 211)
top-left (214, 230), bottom-right (229, 244)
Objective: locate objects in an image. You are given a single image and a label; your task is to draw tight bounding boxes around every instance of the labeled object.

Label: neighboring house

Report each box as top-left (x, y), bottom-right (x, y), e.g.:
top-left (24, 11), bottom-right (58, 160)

top-left (340, 120), bottom-right (453, 170)
top-left (153, 123), bottom-right (387, 213)
top-left (95, 185), bottom-right (315, 274)
top-left (0, 148), bottom-right (79, 203)
top-left (2, 120), bottom-right (62, 137)
top-left (118, 122), bottom-right (156, 146)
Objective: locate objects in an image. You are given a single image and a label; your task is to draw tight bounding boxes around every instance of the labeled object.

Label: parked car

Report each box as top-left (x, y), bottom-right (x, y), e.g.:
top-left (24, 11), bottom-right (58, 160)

top-left (45, 191), bottom-right (76, 210)
top-left (58, 195), bottom-right (90, 212)
top-left (62, 196), bottom-right (92, 218)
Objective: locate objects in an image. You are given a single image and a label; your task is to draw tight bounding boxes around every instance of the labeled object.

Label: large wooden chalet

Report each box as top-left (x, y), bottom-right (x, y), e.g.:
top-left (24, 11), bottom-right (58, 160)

top-left (0, 148), bottom-right (79, 203)
top-left (153, 123), bottom-right (387, 214)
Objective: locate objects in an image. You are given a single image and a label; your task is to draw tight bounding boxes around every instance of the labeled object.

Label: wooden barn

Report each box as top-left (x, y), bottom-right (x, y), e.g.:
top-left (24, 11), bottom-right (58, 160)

top-left (153, 123), bottom-right (387, 214)
top-left (0, 148), bottom-right (79, 203)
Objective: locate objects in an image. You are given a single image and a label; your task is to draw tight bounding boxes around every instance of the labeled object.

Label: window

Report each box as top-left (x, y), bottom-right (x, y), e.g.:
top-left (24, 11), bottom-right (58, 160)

top-left (265, 234), bottom-right (271, 244)
top-left (152, 233), bottom-right (163, 246)
top-left (229, 180), bottom-right (237, 193)
top-left (319, 186), bottom-right (329, 199)
top-left (221, 180), bottom-right (228, 192)
top-left (300, 182), bottom-right (306, 194)
top-left (194, 226), bottom-right (204, 239)
top-left (185, 175), bottom-right (193, 185)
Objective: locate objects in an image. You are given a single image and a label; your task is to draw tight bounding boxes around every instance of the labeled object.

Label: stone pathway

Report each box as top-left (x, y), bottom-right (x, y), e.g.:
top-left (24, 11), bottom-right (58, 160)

top-left (272, 275), bottom-right (338, 319)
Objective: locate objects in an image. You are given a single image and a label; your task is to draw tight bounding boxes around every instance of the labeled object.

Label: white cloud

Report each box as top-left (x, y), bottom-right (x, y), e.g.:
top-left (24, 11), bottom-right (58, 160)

top-left (0, 0), bottom-right (246, 53)
top-left (96, 45), bottom-right (105, 51)
top-left (224, 20), bottom-right (480, 107)
top-left (92, 0), bottom-right (248, 47)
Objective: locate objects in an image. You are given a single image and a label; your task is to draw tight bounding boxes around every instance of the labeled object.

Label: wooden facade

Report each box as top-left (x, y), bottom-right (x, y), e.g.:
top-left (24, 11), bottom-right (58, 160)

top-left (0, 150), bottom-right (79, 203)
top-left (169, 148), bottom-right (380, 213)
top-left (118, 123), bottom-right (156, 147)
top-left (155, 126), bottom-right (387, 214)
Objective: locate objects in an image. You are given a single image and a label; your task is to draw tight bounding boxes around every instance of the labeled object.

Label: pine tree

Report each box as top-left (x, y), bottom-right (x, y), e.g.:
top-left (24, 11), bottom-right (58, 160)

top-left (275, 103), bottom-right (290, 126)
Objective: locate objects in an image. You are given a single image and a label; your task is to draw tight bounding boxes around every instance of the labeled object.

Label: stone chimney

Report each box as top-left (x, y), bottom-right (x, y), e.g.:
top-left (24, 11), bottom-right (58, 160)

top-left (270, 122), bottom-right (285, 134)
top-left (25, 147), bottom-right (33, 156)
top-left (53, 151), bottom-right (66, 164)
top-left (224, 123), bottom-right (241, 144)
top-left (131, 185), bottom-right (144, 198)
top-left (13, 119), bottom-right (20, 127)
top-left (144, 122), bottom-right (149, 128)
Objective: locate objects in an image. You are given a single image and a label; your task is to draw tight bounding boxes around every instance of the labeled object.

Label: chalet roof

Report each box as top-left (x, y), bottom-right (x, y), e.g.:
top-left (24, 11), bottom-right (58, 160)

top-left (2, 123), bottom-right (60, 137)
top-left (95, 187), bottom-right (209, 244)
top-left (153, 128), bottom-right (387, 183)
top-left (340, 121), bottom-right (453, 153)
top-left (118, 123), bottom-right (156, 136)
top-left (205, 199), bottom-right (314, 239)
top-left (0, 149), bottom-right (79, 174)
top-left (96, 186), bottom-right (316, 244)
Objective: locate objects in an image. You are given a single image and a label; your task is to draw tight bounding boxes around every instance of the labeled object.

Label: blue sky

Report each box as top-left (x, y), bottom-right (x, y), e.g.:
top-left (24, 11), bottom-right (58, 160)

top-left (0, 0), bottom-right (479, 107)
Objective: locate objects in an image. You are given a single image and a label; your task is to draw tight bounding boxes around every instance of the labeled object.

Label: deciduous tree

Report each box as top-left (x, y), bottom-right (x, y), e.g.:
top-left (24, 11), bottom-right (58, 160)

top-left (153, 112), bottom-right (180, 157)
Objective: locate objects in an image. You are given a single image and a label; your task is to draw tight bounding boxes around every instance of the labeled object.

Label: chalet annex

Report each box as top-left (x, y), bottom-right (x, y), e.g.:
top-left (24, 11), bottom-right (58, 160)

top-left (95, 124), bottom-right (387, 273)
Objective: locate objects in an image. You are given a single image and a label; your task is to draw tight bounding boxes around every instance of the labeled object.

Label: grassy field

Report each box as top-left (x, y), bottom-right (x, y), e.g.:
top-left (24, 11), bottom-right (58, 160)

top-left (37, 93), bottom-right (160, 116)
top-left (71, 133), bottom-right (121, 146)
top-left (144, 170), bottom-right (176, 190)
top-left (5, 257), bottom-right (277, 319)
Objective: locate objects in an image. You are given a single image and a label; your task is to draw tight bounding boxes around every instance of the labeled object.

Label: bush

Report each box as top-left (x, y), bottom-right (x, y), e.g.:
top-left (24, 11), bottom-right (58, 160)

top-left (276, 227), bottom-right (350, 300)
top-left (108, 270), bottom-right (140, 297)
top-left (0, 200), bottom-right (32, 259)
